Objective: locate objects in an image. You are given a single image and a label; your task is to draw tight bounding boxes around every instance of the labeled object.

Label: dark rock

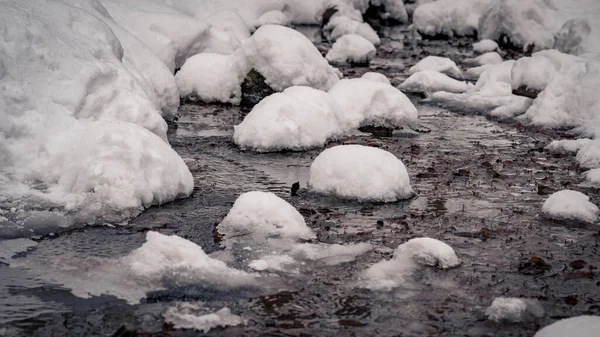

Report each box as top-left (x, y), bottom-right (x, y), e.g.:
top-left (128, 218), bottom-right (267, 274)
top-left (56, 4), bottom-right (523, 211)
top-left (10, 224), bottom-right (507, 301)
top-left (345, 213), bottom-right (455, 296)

top-left (291, 181), bottom-right (300, 196)
top-left (512, 85), bottom-right (540, 99)
top-left (570, 259), bottom-right (587, 270)
top-left (358, 125), bottom-right (394, 137)
top-left (518, 256), bottom-right (551, 275)
top-left (240, 69), bottom-right (276, 107)
top-left (321, 6), bottom-right (338, 28)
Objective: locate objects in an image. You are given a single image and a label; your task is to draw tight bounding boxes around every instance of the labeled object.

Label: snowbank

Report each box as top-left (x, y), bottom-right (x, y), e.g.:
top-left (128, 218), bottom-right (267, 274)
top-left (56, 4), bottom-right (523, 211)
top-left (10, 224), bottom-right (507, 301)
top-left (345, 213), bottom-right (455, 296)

top-left (308, 145), bottom-right (413, 202)
top-left (408, 56), bottom-right (462, 78)
top-left (486, 297), bottom-right (544, 322)
top-left (328, 79), bottom-right (418, 128)
top-left (413, 0), bottom-right (489, 38)
top-left (175, 53), bottom-right (245, 104)
top-left (233, 87), bottom-right (344, 152)
top-left (163, 303), bottom-right (245, 332)
top-left (326, 34), bottom-right (376, 65)
top-left (361, 237), bottom-right (460, 290)
top-left (473, 39), bottom-right (499, 53)
top-left (399, 70), bottom-right (470, 95)
top-left (361, 72), bottom-right (391, 85)
top-left (534, 316), bottom-right (600, 337)
top-left (542, 190), bottom-right (599, 224)
top-left (218, 191), bottom-right (315, 242)
top-left (242, 25), bottom-right (340, 92)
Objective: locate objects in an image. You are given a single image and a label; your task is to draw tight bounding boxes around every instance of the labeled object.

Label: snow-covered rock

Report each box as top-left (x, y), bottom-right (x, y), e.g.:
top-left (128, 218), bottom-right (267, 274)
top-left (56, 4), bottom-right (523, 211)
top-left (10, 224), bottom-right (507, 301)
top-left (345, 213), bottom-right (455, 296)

top-left (409, 56), bottom-right (462, 78)
top-left (399, 70), bottom-right (470, 95)
top-left (175, 53), bottom-right (245, 104)
top-left (369, 0), bottom-right (409, 23)
top-left (463, 52), bottom-right (503, 67)
top-left (328, 79), bottom-right (418, 128)
top-left (413, 0), bottom-right (490, 38)
top-left (163, 303), bottom-right (245, 332)
top-left (576, 139), bottom-right (600, 169)
top-left (308, 145), bottom-right (413, 202)
top-left (486, 297), bottom-right (544, 322)
top-left (233, 87), bottom-right (344, 152)
top-left (326, 34), bottom-right (376, 65)
top-left (473, 39), bottom-right (499, 53)
top-left (218, 191), bottom-right (315, 242)
top-left (534, 316), bottom-right (600, 337)
top-left (242, 25), bottom-right (340, 92)
top-left (324, 16), bottom-right (381, 46)
top-left (585, 168), bottom-right (600, 185)
top-left (546, 139), bottom-right (593, 154)
top-left (542, 190), bottom-right (599, 224)
top-left (361, 72), bottom-right (391, 85)
top-left (255, 10), bottom-right (291, 28)
top-left (360, 237), bottom-right (460, 290)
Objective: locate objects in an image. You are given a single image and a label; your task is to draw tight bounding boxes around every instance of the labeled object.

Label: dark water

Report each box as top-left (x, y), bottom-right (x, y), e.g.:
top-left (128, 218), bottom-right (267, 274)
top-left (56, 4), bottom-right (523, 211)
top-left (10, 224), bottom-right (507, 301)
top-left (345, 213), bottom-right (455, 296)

top-left (1, 26), bottom-right (599, 337)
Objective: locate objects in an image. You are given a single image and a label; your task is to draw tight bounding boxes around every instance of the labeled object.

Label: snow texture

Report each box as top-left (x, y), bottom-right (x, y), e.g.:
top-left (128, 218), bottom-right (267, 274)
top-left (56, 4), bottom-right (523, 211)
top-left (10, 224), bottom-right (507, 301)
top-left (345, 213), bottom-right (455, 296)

top-left (233, 86), bottom-right (345, 152)
top-left (399, 70), bottom-right (470, 95)
top-left (534, 316), bottom-right (600, 337)
top-left (175, 53), bottom-right (245, 104)
top-left (511, 50), bottom-right (586, 94)
top-left (326, 34), bottom-right (377, 65)
top-left (413, 0), bottom-right (490, 38)
top-left (255, 10), bottom-right (291, 28)
top-left (243, 25), bottom-right (340, 92)
top-left (308, 145), bottom-right (414, 202)
top-left (546, 139), bottom-right (592, 154)
top-left (486, 297), bottom-right (544, 322)
top-left (218, 191), bottom-right (316, 242)
top-left (576, 139), bottom-right (600, 169)
top-left (463, 52), bottom-right (503, 67)
top-left (408, 56), bottom-right (462, 78)
top-left (542, 190), bottom-right (599, 224)
top-left (361, 72), bottom-right (391, 85)
top-left (361, 237), bottom-right (460, 290)
top-left (328, 79), bottom-right (418, 128)
top-left (324, 16), bottom-right (381, 46)
top-left (163, 303), bottom-right (245, 332)
top-left (473, 39), bottom-right (499, 53)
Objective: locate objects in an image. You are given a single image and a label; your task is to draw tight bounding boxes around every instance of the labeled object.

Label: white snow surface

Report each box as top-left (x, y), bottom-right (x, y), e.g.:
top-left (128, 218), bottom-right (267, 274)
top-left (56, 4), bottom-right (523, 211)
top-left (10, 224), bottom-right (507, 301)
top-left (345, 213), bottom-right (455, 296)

top-left (399, 70), bottom-right (470, 95)
top-left (511, 50), bottom-right (587, 93)
top-left (255, 10), bottom-right (291, 28)
top-left (328, 78), bottom-right (418, 128)
top-left (242, 25), bottom-right (340, 92)
top-left (408, 56), bottom-right (462, 78)
top-left (576, 139), bottom-right (600, 169)
top-left (473, 39), bottom-right (499, 53)
top-left (218, 191), bottom-right (316, 242)
top-left (542, 190), bottom-right (599, 224)
top-left (324, 16), bottom-right (381, 46)
top-left (175, 53), bottom-right (245, 104)
top-left (546, 139), bottom-right (593, 154)
top-left (233, 86), bottom-right (345, 152)
top-left (534, 316), bottom-right (600, 337)
top-left (585, 168), bottom-right (600, 185)
top-left (413, 0), bottom-right (490, 38)
top-left (361, 72), bottom-right (391, 85)
top-left (361, 237), bottom-right (460, 290)
top-left (486, 297), bottom-right (544, 322)
top-left (308, 145), bottom-right (414, 202)
top-left (163, 303), bottom-right (245, 332)
top-left (326, 34), bottom-right (376, 65)
top-left (463, 52), bottom-right (503, 67)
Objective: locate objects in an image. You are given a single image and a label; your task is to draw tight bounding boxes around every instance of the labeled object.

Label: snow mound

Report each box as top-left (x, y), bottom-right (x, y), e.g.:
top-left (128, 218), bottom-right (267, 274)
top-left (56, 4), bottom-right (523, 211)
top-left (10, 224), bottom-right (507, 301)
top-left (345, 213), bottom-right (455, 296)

top-left (534, 316), bottom-right (600, 337)
top-left (326, 34), bottom-right (376, 65)
top-left (361, 237), bottom-right (460, 290)
top-left (399, 70), bottom-right (470, 95)
top-left (233, 86), bottom-right (344, 152)
top-left (511, 50), bottom-right (586, 94)
top-left (242, 25), bottom-right (340, 92)
top-left (554, 18), bottom-right (593, 56)
top-left (328, 79), bottom-right (418, 128)
top-left (585, 168), bottom-right (600, 185)
top-left (546, 139), bottom-right (592, 154)
top-left (255, 10), bottom-right (291, 28)
top-left (125, 231), bottom-right (254, 285)
top-left (576, 139), bottom-right (600, 169)
top-left (463, 52), bottom-right (503, 67)
top-left (324, 16), bottom-right (381, 46)
top-left (308, 145), bottom-right (413, 202)
top-left (413, 0), bottom-right (489, 38)
top-left (473, 39), bottom-right (499, 53)
top-left (409, 56), bottom-right (462, 78)
top-left (542, 190), bottom-right (599, 224)
top-left (175, 53), bottom-right (245, 104)
top-left (486, 297), bottom-right (544, 322)
top-left (361, 72), bottom-right (391, 85)
top-left (163, 303), bottom-right (245, 332)
top-left (218, 191), bottom-right (315, 242)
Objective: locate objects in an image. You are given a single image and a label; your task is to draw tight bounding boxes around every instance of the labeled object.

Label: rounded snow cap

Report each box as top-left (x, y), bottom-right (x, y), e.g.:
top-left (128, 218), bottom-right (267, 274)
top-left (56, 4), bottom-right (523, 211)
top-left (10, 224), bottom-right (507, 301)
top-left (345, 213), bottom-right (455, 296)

top-left (308, 145), bottom-right (414, 202)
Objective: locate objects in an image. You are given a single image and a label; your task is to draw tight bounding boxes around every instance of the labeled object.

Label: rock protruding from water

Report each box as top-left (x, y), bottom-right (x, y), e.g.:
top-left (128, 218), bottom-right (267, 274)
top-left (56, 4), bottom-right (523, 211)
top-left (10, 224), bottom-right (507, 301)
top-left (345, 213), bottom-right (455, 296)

top-left (240, 69), bottom-right (276, 107)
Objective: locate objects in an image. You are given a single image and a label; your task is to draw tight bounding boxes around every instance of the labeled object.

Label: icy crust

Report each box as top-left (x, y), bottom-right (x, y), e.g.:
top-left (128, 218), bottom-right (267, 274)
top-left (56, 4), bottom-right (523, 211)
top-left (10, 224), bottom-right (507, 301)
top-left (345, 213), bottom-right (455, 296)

top-left (0, 238), bottom-right (37, 265)
top-left (360, 237), bottom-right (460, 290)
top-left (324, 16), bottom-right (381, 46)
top-left (485, 297), bottom-right (544, 322)
top-left (176, 53), bottom-right (245, 104)
top-left (328, 79), bottom-right (418, 129)
top-left (233, 87), bottom-right (344, 152)
top-left (408, 56), bottom-right (462, 78)
top-left (473, 39), bottom-right (499, 53)
top-left (125, 231), bottom-right (255, 286)
top-left (218, 191), bottom-right (315, 242)
top-left (542, 190), bottom-right (599, 224)
top-left (242, 25), bottom-right (341, 92)
top-left (163, 303), bottom-right (245, 332)
top-left (534, 316), bottom-right (600, 337)
top-left (413, 0), bottom-right (490, 38)
top-left (399, 70), bottom-right (470, 95)
top-left (308, 145), bottom-right (414, 202)
top-left (326, 34), bottom-right (376, 65)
